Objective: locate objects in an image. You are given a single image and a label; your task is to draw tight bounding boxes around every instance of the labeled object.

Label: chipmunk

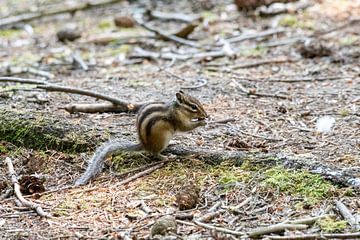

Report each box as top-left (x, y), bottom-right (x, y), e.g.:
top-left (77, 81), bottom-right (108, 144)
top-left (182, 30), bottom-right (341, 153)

top-left (75, 91), bottom-right (208, 186)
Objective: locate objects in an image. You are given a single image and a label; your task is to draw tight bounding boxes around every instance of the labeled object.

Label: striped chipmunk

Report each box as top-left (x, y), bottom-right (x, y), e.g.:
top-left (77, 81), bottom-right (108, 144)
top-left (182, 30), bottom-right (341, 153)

top-left (75, 91), bottom-right (208, 185)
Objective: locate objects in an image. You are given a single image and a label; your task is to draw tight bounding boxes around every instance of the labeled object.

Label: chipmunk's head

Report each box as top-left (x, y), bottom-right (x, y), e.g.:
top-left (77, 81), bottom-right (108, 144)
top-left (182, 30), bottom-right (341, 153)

top-left (175, 90), bottom-right (208, 123)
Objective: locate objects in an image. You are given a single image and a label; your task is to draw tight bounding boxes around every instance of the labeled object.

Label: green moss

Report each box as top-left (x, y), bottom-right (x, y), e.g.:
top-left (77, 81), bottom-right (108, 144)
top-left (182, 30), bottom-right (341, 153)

top-left (240, 45), bottom-right (267, 57)
top-left (0, 144), bottom-right (8, 154)
top-left (201, 11), bottom-right (218, 22)
top-left (339, 35), bottom-right (359, 46)
top-left (317, 216), bottom-right (347, 233)
top-left (338, 108), bottom-right (350, 117)
top-left (261, 167), bottom-right (335, 203)
top-left (279, 15), bottom-right (315, 30)
top-left (112, 151), bottom-right (151, 173)
top-left (97, 19), bottom-right (114, 30)
top-left (108, 44), bottom-right (132, 56)
top-left (210, 161), bottom-right (251, 186)
top-left (0, 109), bottom-right (100, 153)
top-left (0, 29), bottom-right (22, 38)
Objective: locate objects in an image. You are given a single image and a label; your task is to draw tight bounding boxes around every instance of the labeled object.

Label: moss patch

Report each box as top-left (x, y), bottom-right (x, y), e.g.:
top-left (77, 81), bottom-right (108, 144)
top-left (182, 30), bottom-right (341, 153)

top-left (0, 108), bottom-right (102, 153)
top-left (0, 29), bottom-right (22, 38)
top-left (240, 45), bottom-right (267, 57)
top-left (317, 216), bottom-right (347, 233)
top-left (279, 14), bottom-right (315, 30)
top-left (261, 167), bottom-right (336, 203)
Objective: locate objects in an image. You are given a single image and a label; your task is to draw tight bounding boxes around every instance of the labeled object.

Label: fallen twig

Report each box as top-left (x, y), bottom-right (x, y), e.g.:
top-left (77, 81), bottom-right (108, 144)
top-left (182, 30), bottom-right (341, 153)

top-left (148, 10), bottom-right (200, 23)
top-left (64, 102), bottom-right (140, 114)
top-left (313, 18), bottom-right (360, 37)
top-left (133, 13), bottom-right (201, 48)
top-left (112, 158), bottom-right (173, 179)
top-left (193, 220), bottom-right (245, 236)
top-left (0, 77), bottom-right (140, 113)
top-left (230, 57), bottom-right (297, 70)
top-left (72, 52), bottom-right (88, 71)
top-left (224, 28), bottom-right (285, 45)
top-left (112, 160), bottom-right (171, 188)
top-left (265, 75), bottom-right (353, 83)
top-left (335, 200), bottom-right (360, 230)
top-left (232, 79), bottom-right (289, 99)
top-left (5, 157), bottom-right (50, 218)
top-left (248, 223), bottom-right (308, 237)
top-left (267, 232), bottom-right (360, 239)
top-left (3, 66), bottom-right (55, 79)
top-left (228, 196), bottom-right (252, 214)
top-left (209, 118), bottom-right (236, 124)
top-left (286, 214), bottom-right (332, 225)
top-left (131, 47), bottom-right (227, 61)
top-left (197, 209), bottom-right (226, 223)
top-left (0, 0), bottom-right (124, 28)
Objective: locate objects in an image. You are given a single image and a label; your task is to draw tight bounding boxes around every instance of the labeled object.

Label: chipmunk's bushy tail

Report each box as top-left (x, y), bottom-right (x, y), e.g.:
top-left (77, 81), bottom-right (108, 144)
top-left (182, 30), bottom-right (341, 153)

top-left (75, 139), bottom-right (142, 186)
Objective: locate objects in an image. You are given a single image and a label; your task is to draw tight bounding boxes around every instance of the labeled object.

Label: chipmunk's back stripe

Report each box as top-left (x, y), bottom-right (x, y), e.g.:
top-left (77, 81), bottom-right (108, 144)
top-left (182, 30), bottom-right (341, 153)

top-left (145, 115), bottom-right (173, 138)
top-left (137, 103), bottom-right (167, 128)
top-left (137, 103), bottom-right (167, 145)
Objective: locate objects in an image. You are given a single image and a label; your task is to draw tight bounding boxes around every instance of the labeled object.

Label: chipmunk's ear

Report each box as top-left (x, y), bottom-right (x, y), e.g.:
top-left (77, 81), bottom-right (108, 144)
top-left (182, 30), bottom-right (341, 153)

top-left (176, 91), bottom-right (184, 104)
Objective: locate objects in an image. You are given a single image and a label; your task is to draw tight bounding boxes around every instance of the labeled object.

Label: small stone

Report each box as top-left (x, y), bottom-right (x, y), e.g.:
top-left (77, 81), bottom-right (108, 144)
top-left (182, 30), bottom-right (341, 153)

top-left (151, 216), bottom-right (177, 236)
top-left (114, 16), bottom-right (135, 28)
top-left (57, 28), bottom-right (81, 42)
top-left (175, 182), bottom-right (200, 210)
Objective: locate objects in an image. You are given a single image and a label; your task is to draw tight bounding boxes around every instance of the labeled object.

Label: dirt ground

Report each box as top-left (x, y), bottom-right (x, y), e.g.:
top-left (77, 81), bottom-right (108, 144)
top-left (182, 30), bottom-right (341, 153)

top-left (0, 0), bottom-right (359, 239)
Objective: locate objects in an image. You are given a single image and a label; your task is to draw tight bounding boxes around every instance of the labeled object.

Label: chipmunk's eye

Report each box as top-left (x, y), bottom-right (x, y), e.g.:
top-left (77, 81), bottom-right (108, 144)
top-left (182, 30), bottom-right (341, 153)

top-left (190, 104), bottom-right (198, 110)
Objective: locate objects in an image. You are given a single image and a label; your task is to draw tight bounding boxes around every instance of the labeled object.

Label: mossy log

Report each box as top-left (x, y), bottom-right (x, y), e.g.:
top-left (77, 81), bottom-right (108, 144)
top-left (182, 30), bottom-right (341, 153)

top-left (0, 108), bottom-right (103, 153)
top-left (0, 107), bottom-right (358, 190)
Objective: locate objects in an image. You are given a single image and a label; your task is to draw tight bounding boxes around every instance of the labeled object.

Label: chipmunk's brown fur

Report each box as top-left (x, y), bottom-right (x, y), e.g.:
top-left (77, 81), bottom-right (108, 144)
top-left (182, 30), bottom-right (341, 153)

top-left (75, 91), bottom-right (208, 185)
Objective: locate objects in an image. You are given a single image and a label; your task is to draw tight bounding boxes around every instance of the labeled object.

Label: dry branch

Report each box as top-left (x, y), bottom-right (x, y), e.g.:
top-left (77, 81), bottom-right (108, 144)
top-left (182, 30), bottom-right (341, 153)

top-left (232, 79), bottom-right (289, 99)
top-left (0, 77), bottom-right (140, 113)
top-left (268, 232), bottom-right (360, 239)
top-left (113, 161), bottom-right (169, 187)
top-left (193, 220), bottom-right (245, 236)
top-left (133, 13), bottom-right (201, 48)
top-left (335, 200), bottom-right (360, 231)
top-left (5, 157), bottom-right (50, 218)
top-left (149, 10), bottom-right (200, 23)
top-left (0, 0), bottom-right (124, 28)
top-left (230, 57), bottom-right (297, 70)
top-left (224, 28), bottom-right (285, 45)
top-left (248, 223), bottom-right (308, 237)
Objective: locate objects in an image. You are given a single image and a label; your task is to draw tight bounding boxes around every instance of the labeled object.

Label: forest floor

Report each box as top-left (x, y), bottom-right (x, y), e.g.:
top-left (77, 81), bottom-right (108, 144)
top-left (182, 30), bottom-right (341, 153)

top-left (0, 0), bottom-right (359, 239)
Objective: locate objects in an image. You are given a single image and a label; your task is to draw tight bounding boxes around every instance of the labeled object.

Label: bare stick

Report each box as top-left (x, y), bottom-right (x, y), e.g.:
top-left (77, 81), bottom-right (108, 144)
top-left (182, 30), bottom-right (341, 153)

top-left (247, 223), bottom-right (308, 237)
top-left (209, 118), bottom-right (236, 124)
top-left (0, 76), bottom-right (47, 85)
top-left (0, 0), bottom-right (124, 28)
top-left (114, 161), bottom-right (170, 187)
top-left (232, 79), bottom-right (289, 99)
top-left (197, 209), bottom-right (226, 223)
top-left (313, 18), bottom-right (360, 37)
top-left (229, 196), bottom-right (252, 214)
top-left (287, 214), bottom-right (332, 225)
top-left (64, 102), bottom-right (140, 114)
top-left (266, 76), bottom-right (353, 83)
top-left (193, 220), bottom-right (245, 236)
top-left (37, 85), bottom-right (128, 106)
top-left (268, 232), bottom-right (360, 239)
top-left (5, 157), bottom-right (50, 218)
top-left (149, 10), bottom-right (200, 23)
top-left (112, 159), bottom-right (174, 179)
top-left (72, 52), bottom-right (88, 71)
top-left (230, 57), bottom-right (297, 70)
top-left (335, 200), bottom-right (360, 230)
top-left (133, 13), bottom-right (201, 48)
top-left (0, 76), bottom-right (138, 112)
top-left (224, 28), bottom-right (285, 44)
